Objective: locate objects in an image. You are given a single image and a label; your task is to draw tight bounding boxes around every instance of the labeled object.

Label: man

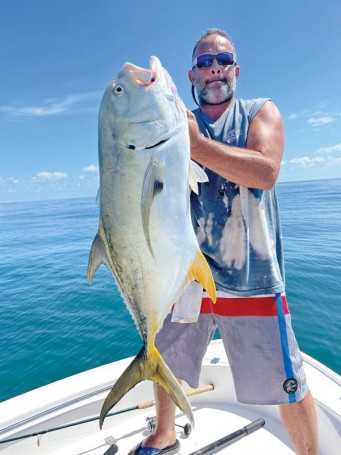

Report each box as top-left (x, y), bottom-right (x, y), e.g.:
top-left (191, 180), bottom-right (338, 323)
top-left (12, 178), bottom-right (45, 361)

top-left (130, 28), bottom-right (318, 455)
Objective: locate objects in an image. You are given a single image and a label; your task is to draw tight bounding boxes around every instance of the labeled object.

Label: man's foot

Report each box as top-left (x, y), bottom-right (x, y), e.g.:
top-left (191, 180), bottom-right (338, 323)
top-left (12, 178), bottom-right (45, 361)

top-left (130, 439), bottom-right (180, 455)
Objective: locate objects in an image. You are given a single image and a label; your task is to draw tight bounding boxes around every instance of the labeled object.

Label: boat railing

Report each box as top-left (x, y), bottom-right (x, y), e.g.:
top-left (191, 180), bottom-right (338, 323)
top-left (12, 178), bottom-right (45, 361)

top-left (0, 384), bottom-right (113, 437)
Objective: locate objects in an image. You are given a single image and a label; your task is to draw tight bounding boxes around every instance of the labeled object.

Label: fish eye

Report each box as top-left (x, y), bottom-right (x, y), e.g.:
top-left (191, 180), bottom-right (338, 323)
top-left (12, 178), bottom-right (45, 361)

top-left (113, 85), bottom-right (124, 95)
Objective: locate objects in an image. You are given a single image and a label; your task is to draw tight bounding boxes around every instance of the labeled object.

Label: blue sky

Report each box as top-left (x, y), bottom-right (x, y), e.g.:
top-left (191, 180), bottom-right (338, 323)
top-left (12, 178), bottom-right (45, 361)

top-left (1, 0), bottom-right (340, 203)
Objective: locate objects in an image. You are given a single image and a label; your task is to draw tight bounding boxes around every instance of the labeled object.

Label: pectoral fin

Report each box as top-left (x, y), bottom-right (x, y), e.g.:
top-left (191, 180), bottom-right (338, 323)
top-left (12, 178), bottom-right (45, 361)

top-left (188, 160), bottom-right (209, 194)
top-left (188, 250), bottom-right (216, 302)
top-left (141, 158), bottom-right (164, 255)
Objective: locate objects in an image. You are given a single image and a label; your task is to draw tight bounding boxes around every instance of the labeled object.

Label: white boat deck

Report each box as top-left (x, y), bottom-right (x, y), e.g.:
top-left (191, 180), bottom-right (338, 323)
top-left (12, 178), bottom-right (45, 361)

top-left (0, 340), bottom-right (340, 454)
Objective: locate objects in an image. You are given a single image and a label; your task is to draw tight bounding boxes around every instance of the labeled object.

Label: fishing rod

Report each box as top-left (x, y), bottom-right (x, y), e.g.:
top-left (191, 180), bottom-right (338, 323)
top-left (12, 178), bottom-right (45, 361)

top-left (102, 417), bottom-right (265, 455)
top-left (0, 384), bottom-right (214, 445)
top-left (187, 418), bottom-right (265, 455)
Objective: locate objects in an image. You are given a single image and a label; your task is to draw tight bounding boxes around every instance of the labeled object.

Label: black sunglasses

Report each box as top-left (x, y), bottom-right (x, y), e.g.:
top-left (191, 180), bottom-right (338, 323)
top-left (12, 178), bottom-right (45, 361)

top-left (192, 52), bottom-right (235, 69)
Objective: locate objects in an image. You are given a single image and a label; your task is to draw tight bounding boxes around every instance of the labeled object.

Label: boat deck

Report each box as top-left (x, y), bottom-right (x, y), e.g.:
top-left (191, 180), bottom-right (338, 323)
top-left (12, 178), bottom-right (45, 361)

top-left (0, 340), bottom-right (340, 454)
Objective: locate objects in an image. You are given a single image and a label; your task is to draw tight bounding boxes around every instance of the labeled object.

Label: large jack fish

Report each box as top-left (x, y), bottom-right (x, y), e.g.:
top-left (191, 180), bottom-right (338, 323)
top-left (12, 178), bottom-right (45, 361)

top-left (88, 56), bottom-right (216, 429)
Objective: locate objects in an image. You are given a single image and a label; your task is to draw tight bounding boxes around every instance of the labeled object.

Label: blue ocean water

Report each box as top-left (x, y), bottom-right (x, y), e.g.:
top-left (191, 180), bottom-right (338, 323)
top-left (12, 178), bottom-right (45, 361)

top-left (0, 179), bottom-right (340, 403)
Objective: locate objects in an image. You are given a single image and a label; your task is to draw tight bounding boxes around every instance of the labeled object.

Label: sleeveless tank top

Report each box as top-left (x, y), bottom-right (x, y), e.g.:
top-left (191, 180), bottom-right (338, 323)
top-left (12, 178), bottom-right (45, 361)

top-left (191, 98), bottom-right (285, 296)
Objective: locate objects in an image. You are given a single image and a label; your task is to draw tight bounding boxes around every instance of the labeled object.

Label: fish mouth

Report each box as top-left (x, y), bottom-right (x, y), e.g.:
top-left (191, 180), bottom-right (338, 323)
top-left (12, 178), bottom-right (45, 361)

top-left (123, 58), bottom-right (158, 87)
top-left (122, 56), bottom-right (164, 88)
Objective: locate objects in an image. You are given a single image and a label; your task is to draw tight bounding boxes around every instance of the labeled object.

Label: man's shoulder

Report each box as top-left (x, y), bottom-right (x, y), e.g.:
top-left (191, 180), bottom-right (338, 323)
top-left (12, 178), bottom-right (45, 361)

top-left (235, 97), bottom-right (271, 108)
top-left (235, 98), bottom-right (272, 122)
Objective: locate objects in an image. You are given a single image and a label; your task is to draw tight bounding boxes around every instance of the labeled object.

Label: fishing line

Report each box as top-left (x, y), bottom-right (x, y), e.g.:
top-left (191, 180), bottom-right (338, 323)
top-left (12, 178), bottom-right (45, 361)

top-left (0, 384), bottom-right (214, 445)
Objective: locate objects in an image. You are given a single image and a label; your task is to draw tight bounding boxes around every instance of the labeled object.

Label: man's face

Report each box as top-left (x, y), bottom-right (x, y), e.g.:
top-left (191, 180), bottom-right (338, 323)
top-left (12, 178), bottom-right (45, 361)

top-left (189, 34), bottom-right (240, 105)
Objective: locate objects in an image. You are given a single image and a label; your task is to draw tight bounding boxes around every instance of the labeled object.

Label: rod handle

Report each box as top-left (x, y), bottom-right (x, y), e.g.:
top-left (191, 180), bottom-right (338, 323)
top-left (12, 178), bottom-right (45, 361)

top-left (137, 384), bottom-right (214, 409)
top-left (186, 384), bottom-right (214, 397)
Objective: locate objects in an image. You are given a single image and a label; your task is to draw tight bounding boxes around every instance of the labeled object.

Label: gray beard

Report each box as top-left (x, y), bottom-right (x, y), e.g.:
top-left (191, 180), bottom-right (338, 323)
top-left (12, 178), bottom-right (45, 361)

top-left (197, 78), bottom-right (235, 106)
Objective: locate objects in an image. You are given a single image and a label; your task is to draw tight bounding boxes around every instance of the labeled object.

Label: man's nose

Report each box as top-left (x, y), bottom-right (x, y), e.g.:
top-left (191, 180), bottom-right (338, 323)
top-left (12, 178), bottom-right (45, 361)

top-left (210, 59), bottom-right (221, 73)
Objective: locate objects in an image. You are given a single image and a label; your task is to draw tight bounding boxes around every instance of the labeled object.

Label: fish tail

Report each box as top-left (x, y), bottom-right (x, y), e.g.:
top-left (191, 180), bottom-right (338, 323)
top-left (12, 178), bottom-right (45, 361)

top-left (99, 344), bottom-right (194, 429)
top-left (189, 250), bottom-right (217, 303)
top-left (150, 345), bottom-right (194, 427)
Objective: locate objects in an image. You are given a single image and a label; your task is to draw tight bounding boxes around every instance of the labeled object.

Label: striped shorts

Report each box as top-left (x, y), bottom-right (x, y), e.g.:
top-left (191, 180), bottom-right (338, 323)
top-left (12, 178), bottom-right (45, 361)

top-left (156, 291), bottom-right (308, 405)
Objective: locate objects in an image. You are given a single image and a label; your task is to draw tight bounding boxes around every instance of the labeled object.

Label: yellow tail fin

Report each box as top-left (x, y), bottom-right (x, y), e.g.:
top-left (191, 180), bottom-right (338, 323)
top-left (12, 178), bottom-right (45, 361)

top-left (99, 344), bottom-right (194, 429)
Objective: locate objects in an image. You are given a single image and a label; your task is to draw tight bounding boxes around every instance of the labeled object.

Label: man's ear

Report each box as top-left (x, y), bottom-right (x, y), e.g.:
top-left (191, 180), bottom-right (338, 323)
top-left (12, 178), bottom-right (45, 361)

top-left (235, 66), bottom-right (240, 79)
top-left (188, 69), bottom-right (195, 84)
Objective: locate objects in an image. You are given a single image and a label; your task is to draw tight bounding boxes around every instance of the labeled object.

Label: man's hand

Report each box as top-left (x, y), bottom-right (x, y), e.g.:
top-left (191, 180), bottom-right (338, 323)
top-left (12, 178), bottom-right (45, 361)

top-left (187, 110), bottom-right (204, 152)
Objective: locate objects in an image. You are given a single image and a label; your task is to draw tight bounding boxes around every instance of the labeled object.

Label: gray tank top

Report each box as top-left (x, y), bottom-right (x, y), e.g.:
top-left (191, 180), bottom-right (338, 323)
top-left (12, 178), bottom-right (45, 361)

top-left (191, 98), bottom-right (285, 296)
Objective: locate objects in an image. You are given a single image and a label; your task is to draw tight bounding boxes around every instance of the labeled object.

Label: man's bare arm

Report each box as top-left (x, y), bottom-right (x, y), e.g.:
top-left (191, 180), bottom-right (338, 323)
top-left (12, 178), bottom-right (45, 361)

top-left (188, 101), bottom-right (284, 190)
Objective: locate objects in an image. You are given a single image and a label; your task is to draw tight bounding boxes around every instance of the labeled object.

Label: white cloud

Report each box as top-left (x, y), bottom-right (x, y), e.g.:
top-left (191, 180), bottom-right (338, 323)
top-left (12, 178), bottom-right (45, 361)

top-left (29, 172), bottom-right (68, 183)
top-left (288, 113), bottom-right (298, 120)
top-left (324, 156), bottom-right (341, 167)
top-left (0, 177), bottom-right (19, 186)
top-left (287, 142), bottom-right (341, 174)
top-left (307, 115), bottom-right (335, 128)
top-left (83, 164), bottom-right (99, 173)
top-left (288, 110), bottom-right (309, 120)
top-left (316, 143), bottom-right (341, 154)
top-left (290, 156), bottom-right (325, 168)
top-left (0, 91), bottom-right (102, 117)
top-left (287, 106), bottom-right (340, 129)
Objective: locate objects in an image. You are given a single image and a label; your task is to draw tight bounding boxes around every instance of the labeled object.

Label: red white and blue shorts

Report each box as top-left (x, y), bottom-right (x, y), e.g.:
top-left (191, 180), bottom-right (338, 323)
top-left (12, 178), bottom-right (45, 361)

top-left (156, 291), bottom-right (308, 405)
